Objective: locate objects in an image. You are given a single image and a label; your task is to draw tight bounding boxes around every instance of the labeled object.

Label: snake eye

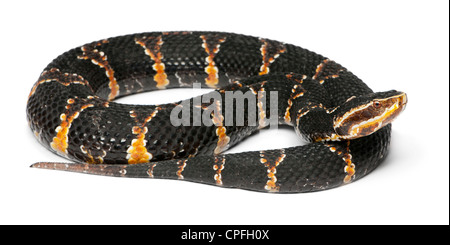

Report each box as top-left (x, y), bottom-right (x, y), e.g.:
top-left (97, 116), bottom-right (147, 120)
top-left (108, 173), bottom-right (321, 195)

top-left (373, 101), bottom-right (381, 108)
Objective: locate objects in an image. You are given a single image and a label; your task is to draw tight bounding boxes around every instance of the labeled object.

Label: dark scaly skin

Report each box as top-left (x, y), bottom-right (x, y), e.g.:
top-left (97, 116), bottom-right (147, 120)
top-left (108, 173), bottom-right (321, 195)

top-left (27, 31), bottom-right (392, 193)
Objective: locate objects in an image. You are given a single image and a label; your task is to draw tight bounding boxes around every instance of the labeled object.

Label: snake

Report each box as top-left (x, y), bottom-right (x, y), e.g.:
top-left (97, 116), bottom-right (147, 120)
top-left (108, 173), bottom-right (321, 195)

top-left (27, 31), bottom-right (407, 193)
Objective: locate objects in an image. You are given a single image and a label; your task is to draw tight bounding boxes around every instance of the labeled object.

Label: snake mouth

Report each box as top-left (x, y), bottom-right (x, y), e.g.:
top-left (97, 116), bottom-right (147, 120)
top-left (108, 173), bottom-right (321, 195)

top-left (333, 91), bottom-right (407, 139)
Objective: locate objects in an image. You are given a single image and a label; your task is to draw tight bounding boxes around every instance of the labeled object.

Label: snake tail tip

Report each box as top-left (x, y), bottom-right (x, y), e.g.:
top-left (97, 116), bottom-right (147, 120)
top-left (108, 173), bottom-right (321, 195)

top-left (30, 162), bottom-right (41, 168)
top-left (30, 162), bottom-right (71, 170)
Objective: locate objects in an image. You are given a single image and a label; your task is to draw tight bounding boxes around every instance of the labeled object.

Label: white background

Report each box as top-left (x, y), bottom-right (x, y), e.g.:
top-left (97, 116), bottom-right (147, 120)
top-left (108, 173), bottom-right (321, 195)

top-left (0, 0), bottom-right (448, 225)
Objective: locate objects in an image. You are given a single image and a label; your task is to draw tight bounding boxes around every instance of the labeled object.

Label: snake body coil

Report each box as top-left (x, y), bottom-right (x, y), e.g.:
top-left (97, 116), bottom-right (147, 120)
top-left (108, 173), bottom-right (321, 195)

top-left (27, 31), bottom-right (406, 193)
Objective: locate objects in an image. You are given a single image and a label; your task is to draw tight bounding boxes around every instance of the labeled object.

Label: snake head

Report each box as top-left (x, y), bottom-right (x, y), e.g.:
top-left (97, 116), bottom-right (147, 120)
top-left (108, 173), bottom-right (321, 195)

top-left (332, 90), bottom-right (407, 139)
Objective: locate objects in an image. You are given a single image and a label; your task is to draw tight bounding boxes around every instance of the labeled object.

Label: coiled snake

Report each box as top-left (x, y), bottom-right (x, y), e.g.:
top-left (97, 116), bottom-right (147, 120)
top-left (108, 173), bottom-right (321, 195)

top-left (27, 31), bottom-right (407, 193)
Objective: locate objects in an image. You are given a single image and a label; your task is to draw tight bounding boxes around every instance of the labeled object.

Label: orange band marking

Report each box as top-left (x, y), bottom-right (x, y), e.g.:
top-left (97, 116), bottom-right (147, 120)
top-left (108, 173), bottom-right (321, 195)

top-left (342, 141), bottom-right (355, 184)
top-left (78, 40), bottom-right (119, 101)
top-left (135, 36), bottom-right (170, 89)
top-left (29, 68), bottom-right (92, 99)
top-left (146, 163), bottom-right (158, 178)
top-left (249, 81), bottom-right (269, 129)
top-left (51, 100), bottom-right (94, 156)
top-left (284, 75), bottom-right (307, 124)
top-left (260, 149), bottom-right (286, 192)
top-left (210, 100), bottom-right (230, 155)
top-left (126, 108), bottom-right (161, 164)
top-left (213, 156), bottom-right (226, 185)
top-left (176, 159), bottom-right (188, 179)
top-left (80, 145), bottom-right (106, 164)
top-left (200, 35), bottom-right (227, 88)
top-left (312, 59), bottom-right (344, 84)
top-left (324, 141), bottom-right (356, 184)
top-left (259, 39), bottom-right (286, 75)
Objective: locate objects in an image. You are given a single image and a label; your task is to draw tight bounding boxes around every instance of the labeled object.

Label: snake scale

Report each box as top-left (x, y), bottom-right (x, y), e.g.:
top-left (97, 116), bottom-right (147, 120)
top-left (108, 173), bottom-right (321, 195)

top-left (27, 31), bottom-right (407, 193)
